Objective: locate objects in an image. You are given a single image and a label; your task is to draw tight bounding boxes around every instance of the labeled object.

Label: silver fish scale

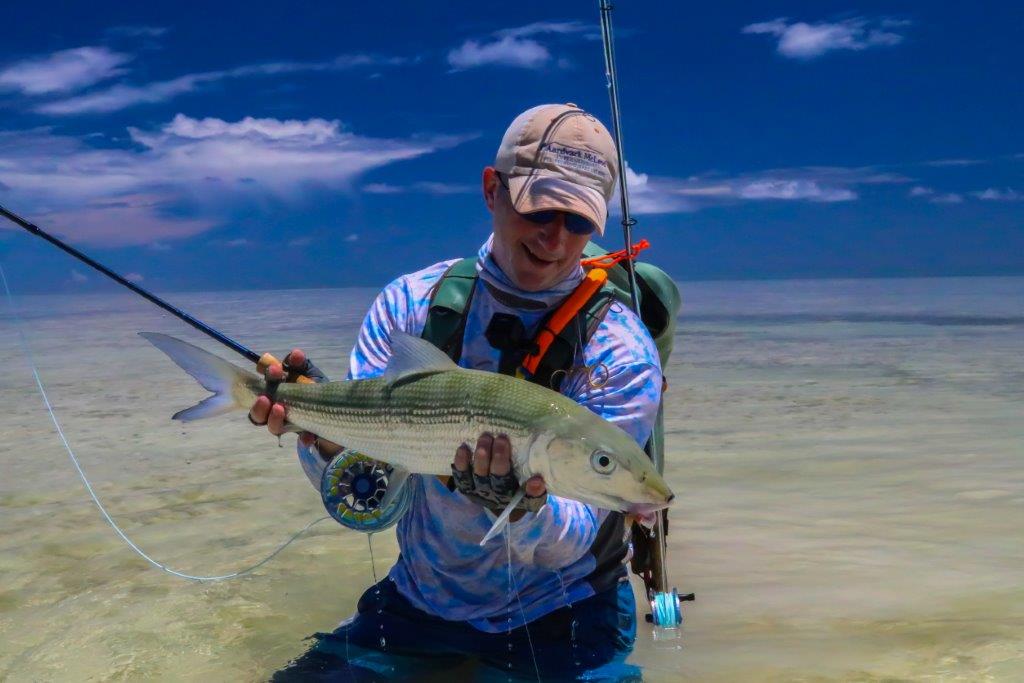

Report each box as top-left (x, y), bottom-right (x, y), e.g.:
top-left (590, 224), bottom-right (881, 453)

top-left (271, 370), bottom-right (567, 476)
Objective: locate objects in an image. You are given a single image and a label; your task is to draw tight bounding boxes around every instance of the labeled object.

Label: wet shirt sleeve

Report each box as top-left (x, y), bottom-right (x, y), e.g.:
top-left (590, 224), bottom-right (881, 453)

top-left (295, 262), bottom-right (452, 488)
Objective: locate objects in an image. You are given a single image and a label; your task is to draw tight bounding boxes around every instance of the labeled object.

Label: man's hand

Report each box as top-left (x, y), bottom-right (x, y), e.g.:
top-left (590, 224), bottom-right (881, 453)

top-left (451, 433), bottom-right (546, 517)
top-left (247, 349), bottom-right (342, 457)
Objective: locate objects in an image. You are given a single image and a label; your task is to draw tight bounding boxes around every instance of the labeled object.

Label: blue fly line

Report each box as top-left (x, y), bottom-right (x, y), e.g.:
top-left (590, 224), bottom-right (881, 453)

top-left (1, 262), bottom-right (330, 582)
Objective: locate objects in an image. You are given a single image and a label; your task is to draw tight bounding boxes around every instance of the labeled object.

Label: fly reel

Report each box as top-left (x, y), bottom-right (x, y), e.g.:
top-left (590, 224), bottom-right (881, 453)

top-left (320, 450), bottom-right (411, 532)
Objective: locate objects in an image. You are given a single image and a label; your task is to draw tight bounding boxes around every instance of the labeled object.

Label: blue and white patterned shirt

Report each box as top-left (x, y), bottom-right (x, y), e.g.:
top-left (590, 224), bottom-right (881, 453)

top-left (298, 239), bottom-right (662, 632)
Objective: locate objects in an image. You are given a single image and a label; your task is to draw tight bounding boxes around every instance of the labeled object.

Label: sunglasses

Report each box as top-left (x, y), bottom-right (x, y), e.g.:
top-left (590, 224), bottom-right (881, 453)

top-left (496, 173), bottom-right (596, 235)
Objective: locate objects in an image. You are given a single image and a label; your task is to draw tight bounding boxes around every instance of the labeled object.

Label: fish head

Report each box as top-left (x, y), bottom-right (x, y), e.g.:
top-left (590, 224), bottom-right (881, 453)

top-left (529, 410), bottom-right (675, 514)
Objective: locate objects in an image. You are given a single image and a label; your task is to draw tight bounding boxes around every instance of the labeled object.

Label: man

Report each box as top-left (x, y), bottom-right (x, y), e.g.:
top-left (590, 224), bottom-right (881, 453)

top-left (258, 103), bottom-right (663, 680)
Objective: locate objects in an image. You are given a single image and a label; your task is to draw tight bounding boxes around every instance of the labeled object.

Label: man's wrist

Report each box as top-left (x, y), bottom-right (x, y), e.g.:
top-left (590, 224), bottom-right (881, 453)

top-left (311, 437), bottom-right (344, 461)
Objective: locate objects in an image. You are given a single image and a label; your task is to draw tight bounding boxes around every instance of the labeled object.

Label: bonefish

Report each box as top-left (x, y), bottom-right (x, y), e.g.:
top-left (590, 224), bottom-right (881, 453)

top-left (142, 331), bottom-right (674, 538)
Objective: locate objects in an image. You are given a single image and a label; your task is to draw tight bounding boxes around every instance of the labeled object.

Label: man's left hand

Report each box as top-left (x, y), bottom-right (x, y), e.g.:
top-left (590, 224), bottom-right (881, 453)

top-left (451, 433), bottom-right (546, 517)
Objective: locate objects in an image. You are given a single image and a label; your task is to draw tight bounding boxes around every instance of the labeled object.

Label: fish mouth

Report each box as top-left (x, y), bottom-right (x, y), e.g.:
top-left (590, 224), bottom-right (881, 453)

top-left (627, 501), bottom-right (671, 516)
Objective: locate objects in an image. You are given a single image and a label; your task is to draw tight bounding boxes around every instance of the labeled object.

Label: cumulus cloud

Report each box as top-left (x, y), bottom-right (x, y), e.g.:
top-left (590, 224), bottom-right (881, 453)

top-left (448, 21), bottom-right (589, 70)
top-left (973, 187), bottom-right (1022, 201)
top-left (37, 54), bottom-right (405, 115)
top-left (0, 47), bottom-right (132, 95)
top-left (742, 17), bottom-right (908, 59)
top-left (0, 115), bottom-right (474, 245)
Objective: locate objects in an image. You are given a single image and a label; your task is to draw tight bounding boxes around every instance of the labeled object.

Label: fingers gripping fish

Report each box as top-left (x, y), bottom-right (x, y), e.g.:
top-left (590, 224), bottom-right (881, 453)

top-left (141, 331), bottom-right (675, 541)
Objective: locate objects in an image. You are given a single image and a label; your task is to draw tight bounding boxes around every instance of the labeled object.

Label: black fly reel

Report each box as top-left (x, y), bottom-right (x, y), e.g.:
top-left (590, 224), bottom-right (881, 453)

top-left (320, 449), bottom-right (411, 532)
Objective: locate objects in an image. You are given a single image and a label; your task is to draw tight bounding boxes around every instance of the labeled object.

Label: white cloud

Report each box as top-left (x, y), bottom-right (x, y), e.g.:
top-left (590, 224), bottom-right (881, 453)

top-left (412, 181), bottom-right (476, 194)
top-left (0, 47), bottom-right (131, 95)
top-left (496, 21), bottom-right (590, 40)
top-left (615, 164), bottom-right (903, 215)
top-left (362, 181), bottom-right (475, 195)
top-left (221, 238), bottom-right (251, 247)
top-left (448, 21), bottom-right (589, 70)
top-left (70, 269), bottom-right (89, 283)
top-left (38, 54), bottom-right (404, 115)
top-left (908, 186), bottom-right (968, 204)
top-left (742, 17), bottom-right (908, 59)
top-left (363, 183), bottom-right (403, 194)
top-left (924, 158), bottom-right (984, 167)
top-left (973, 187), bottom-right (1022, 201)
top-left (344, 233), bottom-right (359, 242)
top-left (37, 195), bottom-right (216, 247)
top-left (620, 166), bottom-right (695, 214)
top-left (0, 115), bottom-right (474, 246)
top-left (125, 272), bottom-right (145, 282)
top-left (448, 36), bottom-right (550, 70)
top-left (738, 179), bottom-right (855, 202)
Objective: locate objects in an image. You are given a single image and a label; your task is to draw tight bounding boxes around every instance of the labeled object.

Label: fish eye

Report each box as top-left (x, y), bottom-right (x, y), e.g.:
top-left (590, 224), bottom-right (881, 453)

top-left (590, 450), bottom-right (617, 475)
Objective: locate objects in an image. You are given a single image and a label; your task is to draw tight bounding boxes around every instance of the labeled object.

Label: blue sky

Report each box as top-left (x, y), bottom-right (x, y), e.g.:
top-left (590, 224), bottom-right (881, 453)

top-left (0, 1), bottom-right (1021, 293)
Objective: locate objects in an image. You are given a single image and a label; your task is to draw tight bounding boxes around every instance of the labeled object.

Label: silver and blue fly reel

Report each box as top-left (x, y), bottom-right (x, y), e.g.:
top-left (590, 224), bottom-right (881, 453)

top-left (320, 449), bottom-right (411, 532)
top-left (649, 588), bottom-right (684, 628)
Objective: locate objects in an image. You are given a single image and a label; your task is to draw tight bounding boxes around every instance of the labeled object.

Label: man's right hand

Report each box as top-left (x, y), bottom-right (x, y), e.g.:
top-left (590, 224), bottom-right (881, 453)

top-left (247, 349), bottom-right (342, 457)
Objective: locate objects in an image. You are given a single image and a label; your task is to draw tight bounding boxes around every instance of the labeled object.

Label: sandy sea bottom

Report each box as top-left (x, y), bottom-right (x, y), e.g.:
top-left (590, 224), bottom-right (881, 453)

top-left (1, 276), bottom-right (1022, 681)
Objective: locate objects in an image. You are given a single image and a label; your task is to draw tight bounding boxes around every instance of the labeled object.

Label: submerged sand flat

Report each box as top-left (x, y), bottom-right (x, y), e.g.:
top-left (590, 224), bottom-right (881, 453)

top-left (1, 276), bottom-right (1022, 681)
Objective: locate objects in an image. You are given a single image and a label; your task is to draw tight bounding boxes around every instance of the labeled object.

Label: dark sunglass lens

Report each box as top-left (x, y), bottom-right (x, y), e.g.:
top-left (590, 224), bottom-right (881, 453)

top-left (564, 213), bottom-right (596, 235)
top-left (522, 209), bottom-right (595, 234)
top-left (525, 211), bottom-right (559, 225)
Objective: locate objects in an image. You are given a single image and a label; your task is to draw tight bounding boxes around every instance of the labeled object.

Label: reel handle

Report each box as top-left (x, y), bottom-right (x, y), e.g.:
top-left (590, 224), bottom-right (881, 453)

top-left (257, 352), bottom-right (316, 384)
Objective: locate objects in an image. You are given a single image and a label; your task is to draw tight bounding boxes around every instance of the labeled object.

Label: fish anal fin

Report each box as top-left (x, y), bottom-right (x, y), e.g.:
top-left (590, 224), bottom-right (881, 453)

top-left (479, 489), bottom-right (527, 546)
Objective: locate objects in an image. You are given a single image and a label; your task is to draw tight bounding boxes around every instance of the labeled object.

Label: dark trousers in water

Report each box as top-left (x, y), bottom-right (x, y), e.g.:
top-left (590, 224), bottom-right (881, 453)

top-left (272, 577), bottom-right (641, 682)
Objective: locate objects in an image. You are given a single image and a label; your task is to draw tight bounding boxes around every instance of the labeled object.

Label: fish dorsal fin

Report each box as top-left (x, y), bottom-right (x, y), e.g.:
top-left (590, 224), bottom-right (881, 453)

top-left (383, 330), bottom-right (458, 387)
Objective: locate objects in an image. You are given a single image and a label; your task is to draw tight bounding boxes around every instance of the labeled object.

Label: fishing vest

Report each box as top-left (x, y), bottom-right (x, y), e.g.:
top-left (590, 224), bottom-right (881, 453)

top-left (420, 243), bottom-right (681, 595)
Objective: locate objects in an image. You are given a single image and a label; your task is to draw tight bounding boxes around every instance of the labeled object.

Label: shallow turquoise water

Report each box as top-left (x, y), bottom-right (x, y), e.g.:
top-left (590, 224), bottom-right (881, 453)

top-left (1, 276), bottom-right (1022, 681)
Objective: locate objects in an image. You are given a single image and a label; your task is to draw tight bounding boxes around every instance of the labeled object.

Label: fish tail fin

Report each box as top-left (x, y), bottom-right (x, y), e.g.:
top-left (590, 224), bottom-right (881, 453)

top-left (140, 332), bottom-right (257, 422)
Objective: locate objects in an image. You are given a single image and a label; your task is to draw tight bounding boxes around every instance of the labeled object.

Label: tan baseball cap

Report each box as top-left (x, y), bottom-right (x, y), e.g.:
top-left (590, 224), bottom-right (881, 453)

top-left (494, 103), bottom-right (618, 235)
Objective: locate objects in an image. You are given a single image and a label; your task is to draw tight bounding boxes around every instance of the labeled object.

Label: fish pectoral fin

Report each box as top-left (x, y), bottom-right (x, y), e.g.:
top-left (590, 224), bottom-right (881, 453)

top-left (379, 465), bottom-right (411, 510)
top-left (383, 331), bottom-right (458, 387)
top-left (479, 489), bottom-right (526, 546)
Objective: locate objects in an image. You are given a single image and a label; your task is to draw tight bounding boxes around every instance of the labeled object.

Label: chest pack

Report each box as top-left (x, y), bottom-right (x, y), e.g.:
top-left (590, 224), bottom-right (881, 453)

top-left (421, 241), bottom-right (680, 389)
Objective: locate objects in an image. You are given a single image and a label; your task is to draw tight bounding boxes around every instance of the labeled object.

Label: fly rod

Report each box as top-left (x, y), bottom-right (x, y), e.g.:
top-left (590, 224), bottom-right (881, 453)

top-left (598, 0), bottom-right (690, 630)
top-left (599, 0), bottom-right (641, 316)
top-left (0, 203), bottom-right (309, 380)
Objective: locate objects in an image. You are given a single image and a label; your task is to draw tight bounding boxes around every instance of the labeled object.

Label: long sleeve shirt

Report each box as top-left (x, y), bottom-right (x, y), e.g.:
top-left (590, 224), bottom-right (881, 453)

top-left (297, 242), bottom-right (662, 632)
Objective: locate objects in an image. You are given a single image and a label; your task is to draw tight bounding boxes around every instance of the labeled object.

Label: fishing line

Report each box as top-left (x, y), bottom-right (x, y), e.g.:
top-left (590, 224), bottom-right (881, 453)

top-left (505, 528), bottom-right (541, 683)
top-left (1, 262), bottom-right (330, 582)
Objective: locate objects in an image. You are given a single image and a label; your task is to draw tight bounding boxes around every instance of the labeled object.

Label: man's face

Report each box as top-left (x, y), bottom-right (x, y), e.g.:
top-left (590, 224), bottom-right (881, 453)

top-left (482, 167), bottom-right (593, 292)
